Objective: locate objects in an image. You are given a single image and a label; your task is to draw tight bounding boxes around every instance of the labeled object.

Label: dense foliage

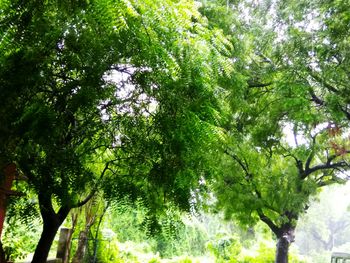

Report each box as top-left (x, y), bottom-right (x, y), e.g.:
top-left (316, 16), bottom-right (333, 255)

top-left (0, 0), bottom-right (237, 262)
top-left (200, 0), bottom-right (350, 262)
top-left (1, 0), bottom-right (350, 262)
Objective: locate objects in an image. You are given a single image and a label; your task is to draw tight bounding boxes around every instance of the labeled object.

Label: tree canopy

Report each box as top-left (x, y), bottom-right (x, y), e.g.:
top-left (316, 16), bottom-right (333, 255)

top-left (0, 0), bottom-right (238, 262)
top-left (202, 0), bottom-right (350, 262)
top-left (1, 0), bottom-right (350, 263)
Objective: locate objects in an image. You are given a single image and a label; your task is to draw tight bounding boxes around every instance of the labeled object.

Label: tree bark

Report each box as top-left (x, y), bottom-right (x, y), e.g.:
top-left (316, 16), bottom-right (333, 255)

top-left (275, 235), bottom-right (289, 263)
top-left (0, 241), bottom-right (6, 263)
top-left (56, 228), bottom-right (73, 263)
top-left (31, 193), bottom-right (70, 263)
top-left (275, 228), bottom-right (295, 263)
top-left (31, 220), bottom-right (61, 263)
top-left (71, 229), bottom-right (89, 263)
top-left (62, 213), bottom-right (78, 263)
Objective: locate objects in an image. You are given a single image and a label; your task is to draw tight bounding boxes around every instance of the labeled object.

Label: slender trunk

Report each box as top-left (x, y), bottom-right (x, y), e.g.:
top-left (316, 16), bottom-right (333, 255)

top-left (63, 213), bottom-right (78, 263)
top-left (275, 228), bottom-right (295, 263)
top-left (63, 229), bottom-right (73, 263)
top-left (72, 198), bottom-right (102, 263)
top-left (56, 228), bottom-right (74, 263)
top-left (32, 193), bottom-right (70, 263)
top-left (72, 229), bottom-right (89, 263)
top-left (275, 235), bottom-right (289, 263)
top-left (31, 220), bottom-right (61, 263)
top-left (0, 241), bottom-right (6, 263)
top-left (92, 203), bottom-right (109, 263)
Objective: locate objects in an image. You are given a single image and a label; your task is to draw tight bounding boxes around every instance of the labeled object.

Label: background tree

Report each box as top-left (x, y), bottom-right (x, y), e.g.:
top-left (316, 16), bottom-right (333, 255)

top-left (198, 1), bottom-right (350, 262)
top-left (214, 117), bottom-right (350, 262)
top-left (295, 184), bottom-right (350, 262)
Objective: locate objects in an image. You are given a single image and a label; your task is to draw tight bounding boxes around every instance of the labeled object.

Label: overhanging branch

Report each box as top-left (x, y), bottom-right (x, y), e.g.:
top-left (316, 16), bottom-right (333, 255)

top-left (307, 67), bottom-right (339, 93)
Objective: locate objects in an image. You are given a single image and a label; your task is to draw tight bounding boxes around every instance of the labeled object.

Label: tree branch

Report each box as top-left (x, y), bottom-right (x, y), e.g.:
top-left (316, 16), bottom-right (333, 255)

top-left (307, 67), bottom-right (339, 93)
top-left (248, 80), bottom-right (273, 88)
top-left (306, 157), bottom-right (349, 182)
top-left (224, 149), bottom-right (251, 178)
top-left (308, 88), bottom-right (325, 106)
top-left (72, 161), bottom-right (112, 208)
top-left (257, 209), bottom-right (281, 236)
top-left (340, 107), bottom-right (350, 121)
top-left (303, 135), bottom-right (317, 179)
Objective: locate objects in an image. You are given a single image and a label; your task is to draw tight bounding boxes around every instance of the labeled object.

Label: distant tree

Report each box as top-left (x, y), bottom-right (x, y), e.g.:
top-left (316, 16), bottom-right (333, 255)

top-left (296, 184), bottom-right (350, 255)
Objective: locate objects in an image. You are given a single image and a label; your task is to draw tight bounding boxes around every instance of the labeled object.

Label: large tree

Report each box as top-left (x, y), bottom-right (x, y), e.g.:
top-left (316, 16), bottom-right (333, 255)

top-left (0, 0), bottom-right (236, 262)
top-left (200, 1), bottom-right (350, 262)
top-left (0, 1), bottom-right (124, 261)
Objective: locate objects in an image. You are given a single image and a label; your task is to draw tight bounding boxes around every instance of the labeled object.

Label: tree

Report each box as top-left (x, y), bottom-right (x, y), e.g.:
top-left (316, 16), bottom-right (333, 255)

top-left (198, 1), bottom-right (350, 262)
top-left (296, 184), bottom-right (350, 257)
top-left (0, 1), bottom-right (137, 260)
top-left (214, 105), bottom-right (350, 263)
top-left (216, 69), bottom-right (349, 261)
top-left (0, 0), bottom-right (235, 262)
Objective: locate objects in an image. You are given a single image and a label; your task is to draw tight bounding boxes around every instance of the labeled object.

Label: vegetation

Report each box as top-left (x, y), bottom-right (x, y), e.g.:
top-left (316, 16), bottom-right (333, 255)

top-left (1, 0), bottom-right (350, 263)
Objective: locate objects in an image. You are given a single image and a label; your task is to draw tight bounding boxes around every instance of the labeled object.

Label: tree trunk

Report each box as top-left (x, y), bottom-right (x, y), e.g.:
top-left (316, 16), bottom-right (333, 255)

top-left (72, 229), bottom-right (90, 263)
top-left (72, 198), bottom-right (100, 263)
top-left (275, 228), bottom-right (295, 263)
top-left (275, 235), bottom-right (289, 263)
top-left (0, 241), bottom-right (6, 263)
top-left (56, 228), bottom-right (73, 263)
top-left (62, 213), bottom-right (78, 263)
top-left (31, 220), bottom-right (61, 263)
top-left (32, 193), bottom-right (70, 263)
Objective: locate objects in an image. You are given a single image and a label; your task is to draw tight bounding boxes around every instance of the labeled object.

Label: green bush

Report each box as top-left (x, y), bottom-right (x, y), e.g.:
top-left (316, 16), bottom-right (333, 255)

top-left (241, 242), bottom-right (307, 263)
top-left (179, 257), bottom-right (193, 263)
top-left (207, 235), bottom-right (242, 262)
top-left (2, 217), bottom-right (41, 261)
top-left (148, 257), bottom-right (161, 263)
top-left (96, 237), bottom-right (121, 263)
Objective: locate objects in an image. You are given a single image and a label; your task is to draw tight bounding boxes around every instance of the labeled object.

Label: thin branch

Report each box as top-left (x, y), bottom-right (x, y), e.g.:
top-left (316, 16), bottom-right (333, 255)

top-left (302, 134), bottom-right (318, 179)
top-left (248, 80), bottom-right (273, 88)
top-left (340, 107), bottom-right (350, 121)
top-left (224, 150), bottom-right (251, 178)
top-left (109, 65), bottom-right (134, 75)
top-left (307, 67), bottom-right (339, 93)
top-left (257, 209), bottom-right (281, 236)
top-left (72, 161), bottom-right (113, 208)
top-left (254, 189), bottom-right (281, 215)
top-left (305, 134), bottom-right (317, 171)
top-left (279, 144), bottom-right (304, 175)
top-left (293, 127), bottom-right (299, 148)
top-left (309, 88), bottom-right (325, 106)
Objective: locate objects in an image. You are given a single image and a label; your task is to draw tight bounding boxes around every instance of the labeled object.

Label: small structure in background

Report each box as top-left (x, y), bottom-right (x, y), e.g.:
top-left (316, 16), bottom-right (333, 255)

top-left (331, 252), bottom-right (350, 263)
